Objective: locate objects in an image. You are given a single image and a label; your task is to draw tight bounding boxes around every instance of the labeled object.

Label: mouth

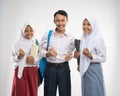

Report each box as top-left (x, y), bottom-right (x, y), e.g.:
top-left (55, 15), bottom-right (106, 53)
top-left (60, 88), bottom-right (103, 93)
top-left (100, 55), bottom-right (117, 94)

top-left (84, 29), bottom-right (88, 32)
top-left (58, 25), bottom-right (64, 28)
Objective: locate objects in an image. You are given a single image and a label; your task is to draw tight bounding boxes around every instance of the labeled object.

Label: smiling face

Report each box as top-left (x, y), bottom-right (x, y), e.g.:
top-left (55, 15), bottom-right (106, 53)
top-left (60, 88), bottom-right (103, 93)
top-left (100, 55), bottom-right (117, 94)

top-left (24, 25), bottom-right (34, 39)
top-left (54, 14), bottom-right (68, 32)
top-left (82, 19), bottom-right (92, 35)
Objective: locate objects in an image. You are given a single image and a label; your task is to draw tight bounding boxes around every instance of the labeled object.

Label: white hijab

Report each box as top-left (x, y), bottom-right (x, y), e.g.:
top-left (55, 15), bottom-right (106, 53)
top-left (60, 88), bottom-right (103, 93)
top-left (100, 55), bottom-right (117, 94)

top-left (80, 17), bottom-right (103, 76)
top-left (13, 23), bottom-right (35, 78)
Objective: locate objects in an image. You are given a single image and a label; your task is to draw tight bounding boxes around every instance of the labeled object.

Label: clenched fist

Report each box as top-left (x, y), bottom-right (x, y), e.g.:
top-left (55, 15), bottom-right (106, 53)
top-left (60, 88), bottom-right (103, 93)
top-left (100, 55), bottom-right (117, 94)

top-left (74, 50), bottom-right (80, 58)
top-left (46, 48), bottom-right (57, 57)
top-left (83, 48), bottom-right (89, 56)
top-left (18, 49), bottom-right (25, 59)
top-left (83, 48), bottom-right (93, 59)
top-left (26, 56), bottom-right (34, 64)
top-left (65, 53), bottom-right (72, 61)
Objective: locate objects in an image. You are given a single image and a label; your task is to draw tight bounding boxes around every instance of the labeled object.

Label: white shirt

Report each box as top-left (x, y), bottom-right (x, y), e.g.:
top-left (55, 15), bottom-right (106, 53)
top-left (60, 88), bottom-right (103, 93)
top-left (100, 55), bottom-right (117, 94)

top-left (40, 30), bottom-right (75, 63)
top-left (91, 39), bottom-right (106, 63)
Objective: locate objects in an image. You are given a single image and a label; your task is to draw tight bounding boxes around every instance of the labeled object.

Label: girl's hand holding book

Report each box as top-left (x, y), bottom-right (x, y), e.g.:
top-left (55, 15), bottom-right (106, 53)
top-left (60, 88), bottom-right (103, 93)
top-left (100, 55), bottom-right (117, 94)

top-left (26, 56), bottom-right (34, 64)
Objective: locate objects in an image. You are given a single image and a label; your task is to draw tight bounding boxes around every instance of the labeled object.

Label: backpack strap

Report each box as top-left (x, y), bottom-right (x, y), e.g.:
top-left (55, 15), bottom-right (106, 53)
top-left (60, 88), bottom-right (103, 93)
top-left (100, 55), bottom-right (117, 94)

top-left (47, 30), bottom-right (53, 50)
top-left (35, 39), bottom-right (39, 46)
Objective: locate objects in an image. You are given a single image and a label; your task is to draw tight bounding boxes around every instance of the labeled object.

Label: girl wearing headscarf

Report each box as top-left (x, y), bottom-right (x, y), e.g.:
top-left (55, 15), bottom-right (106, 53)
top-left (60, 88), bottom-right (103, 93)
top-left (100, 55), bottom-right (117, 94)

top-left (11, 23), bottom-right (39, 96)
top-left (75, 17), bottom-right (106, 96)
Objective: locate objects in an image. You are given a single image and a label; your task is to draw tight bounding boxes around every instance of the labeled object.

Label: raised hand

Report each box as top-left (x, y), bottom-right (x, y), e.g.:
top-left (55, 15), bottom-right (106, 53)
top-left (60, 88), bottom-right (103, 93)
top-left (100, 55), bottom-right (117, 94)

top-left (26, 56), bottom-right (34, 64)
top-left (46, 48), bottom-right (57, 57)
top-left (65, 53), bottom-right (72, 61)
top-left (18, 49), bottom-right (25, 59)
top-left (74, 50), bottom-right (80, 58)
top-left (83, 48), bottom-right (89, 56)
top-left (83, 48), bottom-right (93, 59)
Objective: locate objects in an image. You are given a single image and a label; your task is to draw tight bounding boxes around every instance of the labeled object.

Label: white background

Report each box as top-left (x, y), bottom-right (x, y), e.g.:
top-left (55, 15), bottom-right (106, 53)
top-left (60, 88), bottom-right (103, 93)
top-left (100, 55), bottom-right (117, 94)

top-left (0, 0), bottom-right (120, 96)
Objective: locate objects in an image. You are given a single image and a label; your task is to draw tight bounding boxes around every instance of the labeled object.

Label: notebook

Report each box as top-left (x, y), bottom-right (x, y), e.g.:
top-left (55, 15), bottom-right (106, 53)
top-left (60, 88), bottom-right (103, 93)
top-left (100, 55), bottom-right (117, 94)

top-left (30, 44), bottom-right (39, 58)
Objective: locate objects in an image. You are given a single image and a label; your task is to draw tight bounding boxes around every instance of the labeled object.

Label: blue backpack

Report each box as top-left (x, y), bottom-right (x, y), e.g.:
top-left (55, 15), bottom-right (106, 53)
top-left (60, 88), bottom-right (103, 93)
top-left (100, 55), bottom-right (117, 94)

top-left (39, 30), bottom-right (53, 77)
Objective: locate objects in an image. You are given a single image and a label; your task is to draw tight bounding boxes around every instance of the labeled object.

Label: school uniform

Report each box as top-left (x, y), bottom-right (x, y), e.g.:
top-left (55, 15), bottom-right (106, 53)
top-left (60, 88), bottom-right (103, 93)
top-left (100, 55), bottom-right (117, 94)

top-left (40, 30), bottom-right (75, 96)
top-left (80, 17), bottom-right (107, 96)
top-left (11, 24), bottom-right (39, 96)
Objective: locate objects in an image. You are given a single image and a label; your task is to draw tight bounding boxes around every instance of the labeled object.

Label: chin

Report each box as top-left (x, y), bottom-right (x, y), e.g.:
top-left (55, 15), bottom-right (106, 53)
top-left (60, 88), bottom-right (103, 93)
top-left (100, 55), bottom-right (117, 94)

top-left (58, 28), bottom-right (64, 31)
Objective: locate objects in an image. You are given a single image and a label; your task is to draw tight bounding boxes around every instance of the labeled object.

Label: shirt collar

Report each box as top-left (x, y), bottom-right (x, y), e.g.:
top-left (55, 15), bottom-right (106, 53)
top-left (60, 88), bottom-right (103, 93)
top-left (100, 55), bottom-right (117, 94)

top-left (52, 30), bottom-right (69, 37)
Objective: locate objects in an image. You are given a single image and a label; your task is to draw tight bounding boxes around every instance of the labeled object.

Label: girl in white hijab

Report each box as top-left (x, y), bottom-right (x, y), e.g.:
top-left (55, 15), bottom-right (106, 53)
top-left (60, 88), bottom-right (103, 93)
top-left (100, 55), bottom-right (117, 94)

top-left (11, 23), bottom-right (39, 96)
top-left (75, 17), bottom-right (106, 96)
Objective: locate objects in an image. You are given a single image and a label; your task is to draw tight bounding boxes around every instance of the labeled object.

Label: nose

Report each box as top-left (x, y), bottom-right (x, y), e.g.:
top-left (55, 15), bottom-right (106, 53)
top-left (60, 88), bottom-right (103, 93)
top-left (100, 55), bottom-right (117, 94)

top-left (84, 25), bottom-right (88, 29)
top-left (58, 21), bottom-right (63, 25)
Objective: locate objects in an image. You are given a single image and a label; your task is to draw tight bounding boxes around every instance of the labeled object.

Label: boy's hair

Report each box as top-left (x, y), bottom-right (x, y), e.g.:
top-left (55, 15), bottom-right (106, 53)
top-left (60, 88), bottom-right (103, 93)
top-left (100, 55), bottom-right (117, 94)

top-left (54, 10), bottom-right (68, 20)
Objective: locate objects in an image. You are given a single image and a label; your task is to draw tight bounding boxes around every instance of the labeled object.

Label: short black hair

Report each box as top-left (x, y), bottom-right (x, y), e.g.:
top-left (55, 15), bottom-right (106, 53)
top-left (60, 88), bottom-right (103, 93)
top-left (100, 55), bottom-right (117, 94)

top-left (54, 10), bottom-right (68, 20)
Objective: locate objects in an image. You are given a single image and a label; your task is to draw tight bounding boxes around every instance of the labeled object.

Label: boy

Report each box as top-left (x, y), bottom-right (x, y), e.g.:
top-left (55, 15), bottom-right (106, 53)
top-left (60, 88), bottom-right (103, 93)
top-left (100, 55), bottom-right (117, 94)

top-left (40, 10), bottom-right (75, 96)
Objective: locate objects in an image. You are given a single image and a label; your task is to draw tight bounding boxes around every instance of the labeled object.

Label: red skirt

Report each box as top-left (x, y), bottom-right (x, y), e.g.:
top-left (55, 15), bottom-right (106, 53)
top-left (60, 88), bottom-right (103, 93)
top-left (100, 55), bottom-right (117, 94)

top-left (11, 66), bottom-right (38, 96)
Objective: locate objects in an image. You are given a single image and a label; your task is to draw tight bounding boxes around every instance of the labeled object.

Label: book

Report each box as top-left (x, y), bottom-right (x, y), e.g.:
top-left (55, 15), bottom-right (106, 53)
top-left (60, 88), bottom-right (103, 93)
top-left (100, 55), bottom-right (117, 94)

top-left (30, 44), bottom-right (39, 58)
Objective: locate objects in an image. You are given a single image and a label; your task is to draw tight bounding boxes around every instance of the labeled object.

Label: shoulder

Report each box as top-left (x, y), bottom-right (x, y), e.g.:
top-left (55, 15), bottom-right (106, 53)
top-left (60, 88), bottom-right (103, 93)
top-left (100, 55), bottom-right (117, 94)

top-left (95, 39), bottom-right (106, 51)
top-left (67, 34), bottom-right (76, 40)
top-left (44, 30), bottom-right (55, 36)
top-left (96, 39), bottom-right (105, 46)
top-left (65, 31), bottom-right (75, 38)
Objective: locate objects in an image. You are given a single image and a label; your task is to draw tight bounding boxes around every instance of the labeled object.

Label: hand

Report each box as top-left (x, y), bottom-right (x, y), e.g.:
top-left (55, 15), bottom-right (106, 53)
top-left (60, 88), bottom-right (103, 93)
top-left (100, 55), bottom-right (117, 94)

top-left (74, 50), bottom-right (80, 58)
top-left (83, 48), bottom-right (93, 59)
top-left (46, 48), bottom-right (57, 57)
top-left (65, 53), bottom-right (72, 61)
top-left (26, 56), bottom-right (34, 64)
top-left (83, 48), bottom-right (89, 56)
top-left (77, 66), bottom-right (80, 72)
top-left (18, 49), bottom-right (25, 59)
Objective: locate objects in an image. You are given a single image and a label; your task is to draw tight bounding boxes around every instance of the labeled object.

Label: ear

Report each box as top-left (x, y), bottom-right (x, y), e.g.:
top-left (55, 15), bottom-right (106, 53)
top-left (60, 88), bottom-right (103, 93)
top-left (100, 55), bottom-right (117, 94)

top-left (66, 18), bottom-right (68, 23)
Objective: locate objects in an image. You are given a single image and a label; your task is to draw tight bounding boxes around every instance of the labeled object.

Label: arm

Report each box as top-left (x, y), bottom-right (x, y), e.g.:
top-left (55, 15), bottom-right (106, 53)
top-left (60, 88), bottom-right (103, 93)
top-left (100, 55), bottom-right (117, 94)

top-left (91, 40), bottom-right (106, 63)
top-left (64, 36), bottom-right (76, 61)
top-left (12, 47), bottom-right (25, 62)
top-left (39, 31), bottom-right (57, 58)
top-left (83, 40), bottom-right (106, 63)
top-left (39, 32), bottom-right (48, 57)
top-left (83, 48), bottom-right (93, 60)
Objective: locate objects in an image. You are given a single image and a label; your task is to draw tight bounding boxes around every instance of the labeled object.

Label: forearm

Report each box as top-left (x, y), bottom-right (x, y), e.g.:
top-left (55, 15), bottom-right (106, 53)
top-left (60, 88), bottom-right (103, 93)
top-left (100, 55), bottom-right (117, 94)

top-left (91, 54), bottom-right (106, 63)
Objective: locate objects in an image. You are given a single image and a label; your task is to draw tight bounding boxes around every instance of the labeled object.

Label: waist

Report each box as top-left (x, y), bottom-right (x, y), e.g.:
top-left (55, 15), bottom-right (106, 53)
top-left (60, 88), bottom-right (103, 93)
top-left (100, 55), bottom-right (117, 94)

top-left (46, 55), bottom-right (68, 63)
top-left (90, 62), bottom-right (100, 64)
top-left (47, 61), bottom-right (68, 67)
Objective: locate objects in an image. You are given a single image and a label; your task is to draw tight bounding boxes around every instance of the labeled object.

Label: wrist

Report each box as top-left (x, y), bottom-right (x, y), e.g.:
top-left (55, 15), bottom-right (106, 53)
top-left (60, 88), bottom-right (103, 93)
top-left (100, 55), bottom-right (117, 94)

top-left (46, 52), bottom-right (51, 57)
top-left (87, 53), bottom-right (93, 60)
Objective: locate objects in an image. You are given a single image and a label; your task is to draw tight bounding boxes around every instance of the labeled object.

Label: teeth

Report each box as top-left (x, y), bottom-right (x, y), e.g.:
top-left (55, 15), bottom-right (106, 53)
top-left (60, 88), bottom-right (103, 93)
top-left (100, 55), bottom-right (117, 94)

top-left (60, 26), bottom-right (63, 28)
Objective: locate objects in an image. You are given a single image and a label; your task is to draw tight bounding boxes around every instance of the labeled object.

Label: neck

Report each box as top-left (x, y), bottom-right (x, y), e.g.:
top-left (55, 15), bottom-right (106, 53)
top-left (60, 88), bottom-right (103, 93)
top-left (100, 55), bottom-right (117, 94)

top-left (55, 28), bottom-right (65, 35)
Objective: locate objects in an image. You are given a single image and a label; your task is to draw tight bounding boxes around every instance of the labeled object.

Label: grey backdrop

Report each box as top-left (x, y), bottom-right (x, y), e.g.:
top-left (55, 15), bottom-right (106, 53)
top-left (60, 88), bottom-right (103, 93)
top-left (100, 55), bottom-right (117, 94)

top-left (0, 0), bottom-right (120, 96)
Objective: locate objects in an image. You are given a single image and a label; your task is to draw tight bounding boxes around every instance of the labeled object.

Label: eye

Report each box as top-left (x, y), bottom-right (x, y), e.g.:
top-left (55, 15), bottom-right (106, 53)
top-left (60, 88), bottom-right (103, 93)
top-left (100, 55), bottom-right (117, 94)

top-left (82, 23), bottom-right (85, 26)
top-left (87, 23), bottom-right (91, 26)
top-left (30, 29), bottom-right (33, 32)
top-left (25, 30), bottom-right (28, 32)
